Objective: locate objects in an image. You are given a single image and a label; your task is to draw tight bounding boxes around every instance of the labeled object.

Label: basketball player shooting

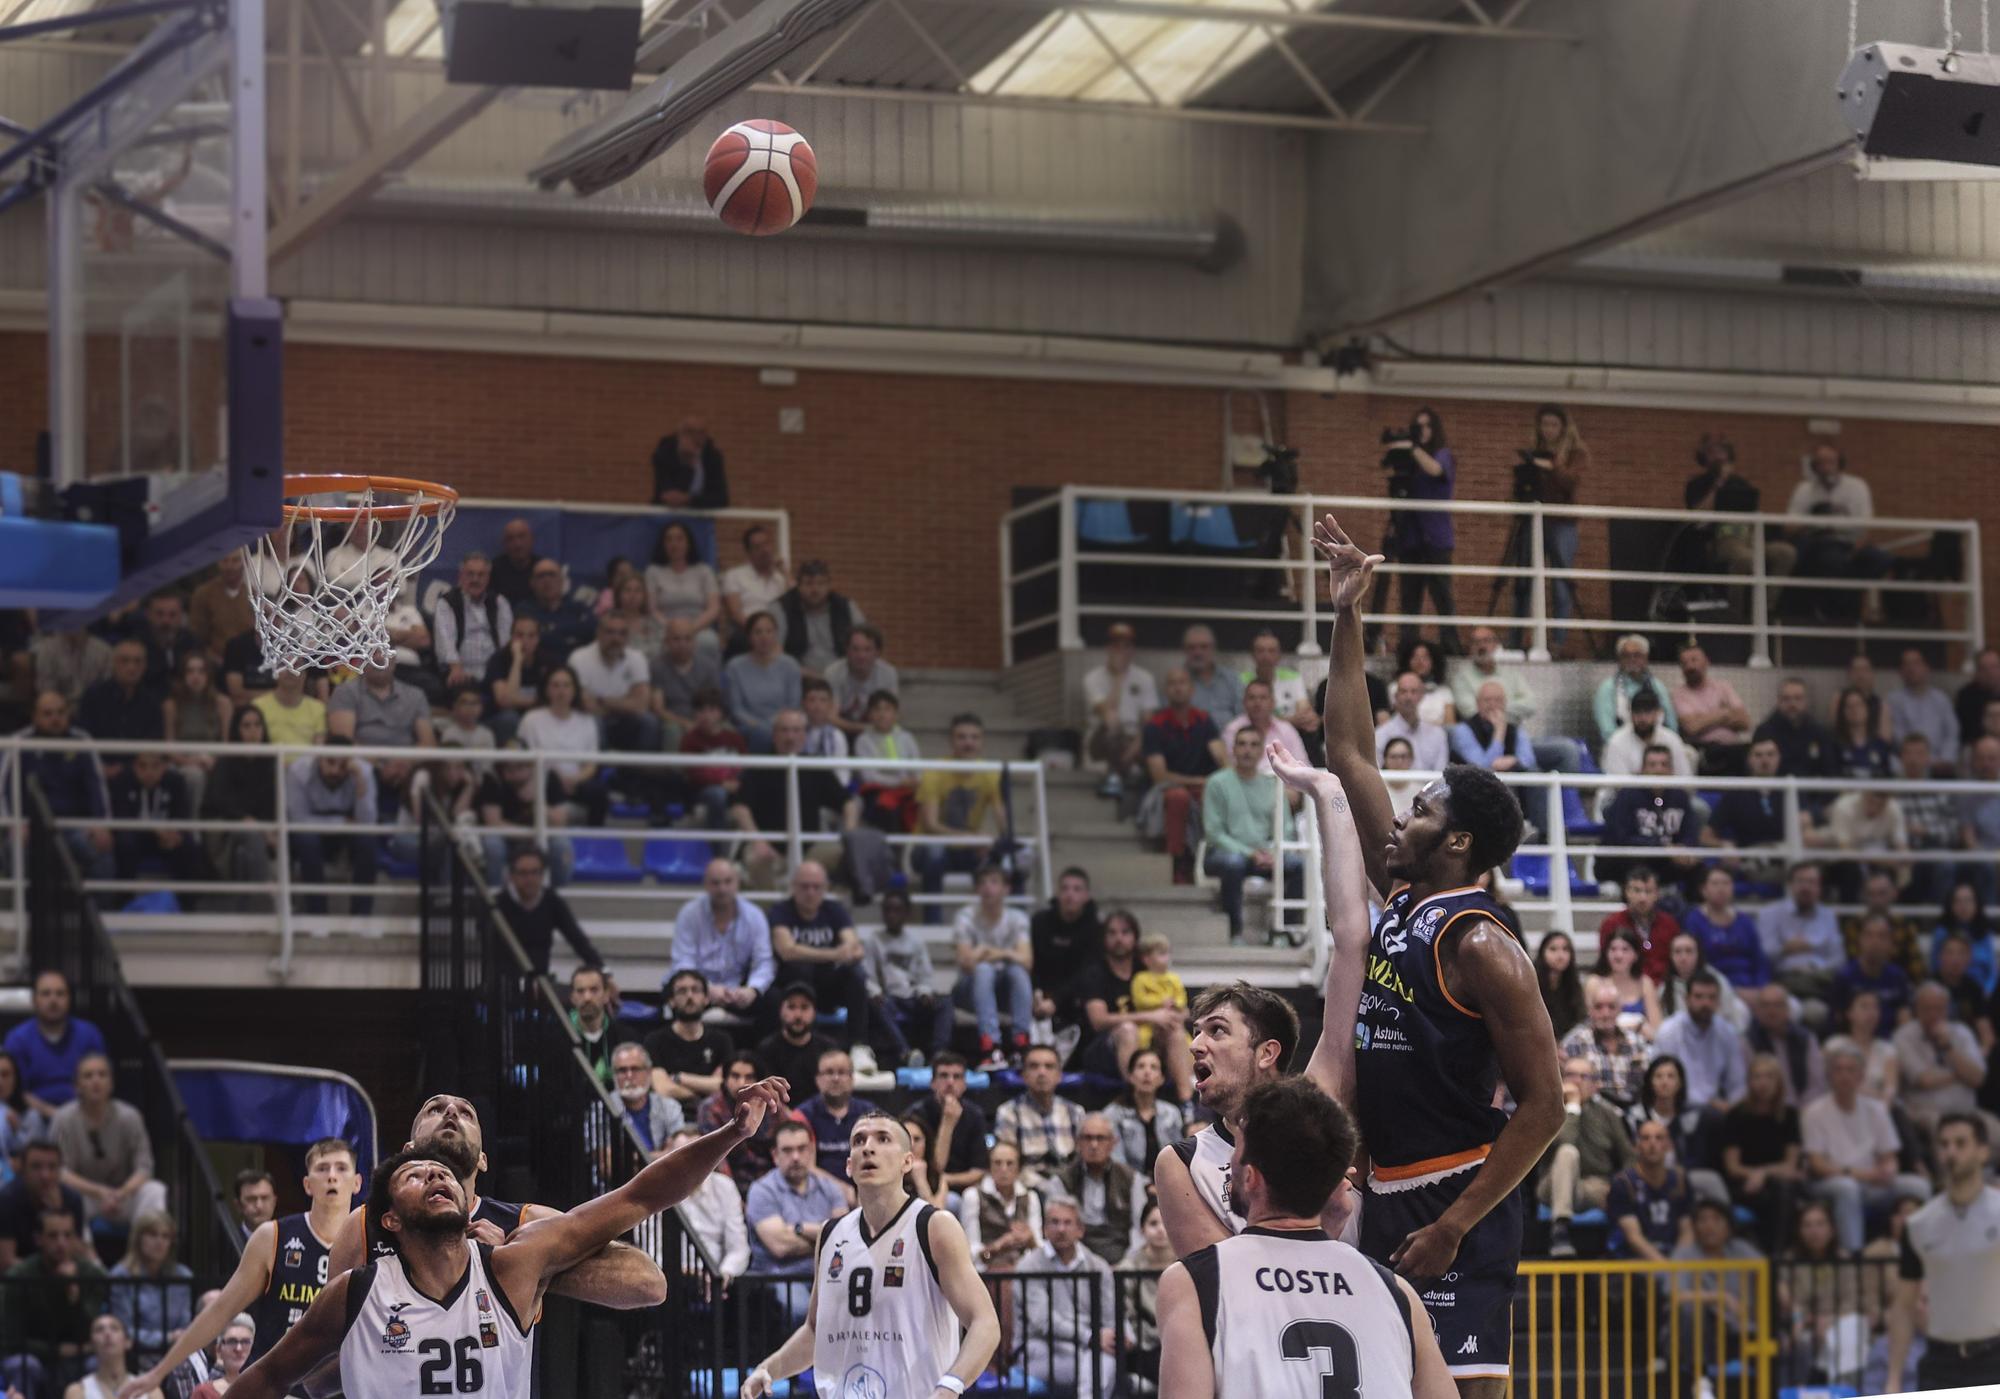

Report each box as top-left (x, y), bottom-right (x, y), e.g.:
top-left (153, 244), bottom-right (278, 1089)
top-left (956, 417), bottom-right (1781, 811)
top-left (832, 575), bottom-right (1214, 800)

top-left (226, 1077), bottom-right (792, 1399)
top-left (1155, 1078), bottom-right (1456, 1399)
top-left (1313, 515), bottom-right (1563, 1397)
top-left (741, 1113), bottom-right (1000, 1399)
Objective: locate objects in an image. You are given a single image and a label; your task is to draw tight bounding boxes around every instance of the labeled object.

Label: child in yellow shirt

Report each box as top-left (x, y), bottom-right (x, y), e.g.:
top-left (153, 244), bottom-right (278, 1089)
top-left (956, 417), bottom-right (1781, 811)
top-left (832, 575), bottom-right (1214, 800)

top-left (1128, 932), bottom-right (1188, 1050)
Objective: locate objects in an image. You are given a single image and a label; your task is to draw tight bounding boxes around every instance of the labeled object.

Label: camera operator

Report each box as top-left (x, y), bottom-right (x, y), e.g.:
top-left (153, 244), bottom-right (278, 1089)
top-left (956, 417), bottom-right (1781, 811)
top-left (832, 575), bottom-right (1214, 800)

top-left (1684, 435), bottom-right (1796, 580)
top-left (1366, 405), bottom-right (1459, 655)
top-left (1508, 403), bottom-right (1589, 649)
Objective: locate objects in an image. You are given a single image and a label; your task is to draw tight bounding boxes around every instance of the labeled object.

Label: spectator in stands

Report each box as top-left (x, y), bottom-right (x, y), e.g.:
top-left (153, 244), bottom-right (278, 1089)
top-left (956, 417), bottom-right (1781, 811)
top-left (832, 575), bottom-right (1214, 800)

top-left (109, 1209), bottom-right (193, 1367)
top-left (1202, 726), bottom-right (1301, 945)
top-left (1542, 1056), bottom-right (1634, 1258)
top-left (109, 750), bottom-right (211, 893)
top-left (1449, 678), bottom-right (1545, 833)
top-left (568, 614), bottom-right (660, 761)
top-left (1073, 909), bottom-right (1190, 1099)
top-left (79, 640), bottom-right (164, 777)
top-left (652, 617), bottom-right (722, 751)
top-left (850, 690), bottom-right (919, 836)
top-left (607, 1043), bottom-right (684, 1158)
top-left (1933, 878), bottom-right (1997, 989)
top-left (1021, 1195), bottom-right (1122, 1397)
top-left (959, 1141), bottom-right (1041, 1271)
top-left (1219, 680), bottom-right (1306, 774)
top-left (1599, 865), bottom-right (1677, 981)
top-left (5, 972), bottom-right (107, 1118)
top-left (488, 518), bottom-right (541, 606)
top-left (190, 1312), bottom-right (254, 1399)
top-left (773, 560), bottom-right (864, 679)
top-left (285, 738), bottom-right (377, 916)
top-left (1593, 926), bottom-right (1663, 1036)
top-left (1956, 645), bottom-right (2000, 742)
top-left (1703, 739), bottom-right (1787, 877)
top-left (652, 416), bottom-right (729, 509)
top-left (517, 560), bottom-right (595, 665)
top-left (1830, 687), bottom-right (1896, 783)
top-left (1599, 748), bottom-right (1699, 888)
top-left (1827, 988), bottom-right (1901, 1104)
top-left (954, 862), bottom-right (1034, 1069)
top-left (474, 743), bottom-right (570, 887)
top-left (1807, 789), bottom-right (1910, 899)
top-left (916, 714), bottom-right (1003, 897)
top-left (1633, 1054), bottom-right (1727, 1204)
top-left (1559, 977), bottom-right (1653, 1108)
top-left (1720, 1054), bottom-right (1803, 1253)
top-left (1892, 982), bottom-right (1986, 1135)
top-left (858, 890), bottom-right (948, 1066)
top-left (2, 1206), bottom-right (105, 1384)
top-left (799, 679), bottom-right (848, 771)
top-left (1832, 913), bottom-right (1915, 1033)
top-left (328, 660), bottom-right (435, 803)
top-left (233, 1169), bottom-right (275, 1239)
top-left (1180, 625), bottom-right (1241, 724)
top-left (1395, 637), bottom-right (1454, 727)
top-left (1374, 671), bottom-right (1449, 771)
top-left (1849, 865), bottom-right (1928, 977)
top-left (730, 713), bottom-right (875, 896)
top-left (497, 846), bottom-right (601, 976)
top-left (1754, 678), bottom-right (1839, 780)
top-left (1803, 1042), bottom-right (1932, 1251)
top-left (995, 1045), bottom-right (1086, 1184)
top-left (135, 593), bottom-right (201, 692)
top-left (1668, 1200), bottom-right (1763, 1367)
top-left (1933, 935), bottom-right (1987, 1030)
top-left (1887, 648), bottom-right (1961, 772)
top-left (908, 1052), bottom-right (990, 1194)
top-left (697, 1052), bottom-right (795, 1195)
top-left (432, 552), bottom-right (513, 691)
top-left (1685, 434), bottom-right (1795, 580)
top-left (1451, 627), bottom-right (1567, 767)
top-left (643, 521), bottom-right (722, 655)
top-left (1758, 863), bottom-right (1843, 1013)
top-left (1593, 634), bottom-right (1678, 745)
top-left (0, 1137), bottom-right (84, 1271)
top-left (755, 984), bottom-right (838, 1107)
top-left (1654, 971), bottom-right (1744, 1110)
top-left (1104, 1046), bottom-right (1182, 1177)
top-left (567, 966), bottom-right (623, 1087)
top-left (1958, 736), bottom-right (2000, 904)
top-left (678, 687), bottom-right (746, 836)
top-left (768, 860), bottom-right (873, 1068)
top-left (746, 1118), bottom-right (847, 1323)
top-left (1029, 869), bottom-right (1102, 1042)
top-left (1746, 982), bottom-right (1829, 1107)
top-left (436, 685), bottom-right (495, 753)
top-left (666, 1122), bottom-right (749, 1281)
top-left (1239, 629), bottom-right (1312, 730)
top-left (162, 650), bottom-right (230, 816)
top-left (1053, 1113), bottom-right (1144, 1265)
top-left (1787, 443), bottom-right (1891, 622)
top-left (1672, 643), bottom-right (1752, 774)
top-left (721, 525), bottom-right (788, 643)
top-left (31, 628), bottom-right (113, 710)
top-left (1609, 1119), bottom-right (1694, 1261)
top-left (51, 1052), bottom-right (167, 1240)
top-left (189, 552), bottom-right (255, 661)
top-left (483, 615), bottom-right (549, 746)
top-left (1139, 670), bottom-right (1222, 884)
top-left (517, 665), bottom-right (603, 825)
top-left (1, 693), bottom-right (113, 882)
top-left (606, 577), bottom-right (669, 670)
top-left (723, 612), bottom-right (801, 753)
top-left (251, 669), bottom-right (326, 750)
top-left (823, 624), bottom-right (896, 738)
top-left (669, 859), bottom-right (775, 1023)
top-left (0, 1051), bottom-right (45, 1165)
top-left (1082, 623), bottom-right (1157, 800)
top-left (795, 1048), bottom-right (876, 1183)
top-left (644, 971), bottom-right (733, 1109)
top-left (1601, 686), bottom-right (1697, 782)
top-left (1535, 932), bottom-right (1588, 1040)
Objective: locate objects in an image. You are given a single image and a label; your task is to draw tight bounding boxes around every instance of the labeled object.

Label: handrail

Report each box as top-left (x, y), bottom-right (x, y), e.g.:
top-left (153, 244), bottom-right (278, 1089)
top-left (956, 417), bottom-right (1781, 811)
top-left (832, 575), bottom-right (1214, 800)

top-left (1001, 484), bottom-right (1983, 667)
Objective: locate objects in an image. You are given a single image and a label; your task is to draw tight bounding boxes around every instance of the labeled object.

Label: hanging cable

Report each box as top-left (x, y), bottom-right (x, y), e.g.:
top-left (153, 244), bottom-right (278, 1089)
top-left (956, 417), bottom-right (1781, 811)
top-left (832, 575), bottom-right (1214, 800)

top-left (1850, 0), bottom-right (1859, 52)
top-left (1945, 0), bottom-right (1959, 51)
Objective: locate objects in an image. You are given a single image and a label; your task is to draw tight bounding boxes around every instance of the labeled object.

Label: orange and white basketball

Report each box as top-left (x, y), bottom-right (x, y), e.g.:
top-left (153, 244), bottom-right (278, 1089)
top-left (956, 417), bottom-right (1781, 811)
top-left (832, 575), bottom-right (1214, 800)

top-left (703, 119), bottom-right (817, 236)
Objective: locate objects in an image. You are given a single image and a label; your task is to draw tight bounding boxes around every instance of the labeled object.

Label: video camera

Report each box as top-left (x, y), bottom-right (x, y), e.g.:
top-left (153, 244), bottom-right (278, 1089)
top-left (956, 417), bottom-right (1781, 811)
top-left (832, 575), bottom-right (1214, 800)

top-left (1256, 442), bottom-right (1301, 496)
top-left (1379, 426), bottom-right (1418, 499)
top-left (1512, 449), bottom-right (1550, 504)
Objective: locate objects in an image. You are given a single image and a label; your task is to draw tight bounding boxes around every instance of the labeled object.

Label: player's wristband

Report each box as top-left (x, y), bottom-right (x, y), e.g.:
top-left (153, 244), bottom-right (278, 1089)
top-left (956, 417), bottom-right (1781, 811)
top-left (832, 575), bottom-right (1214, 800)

top-left (935, 1378), bottom-right (967, 1396)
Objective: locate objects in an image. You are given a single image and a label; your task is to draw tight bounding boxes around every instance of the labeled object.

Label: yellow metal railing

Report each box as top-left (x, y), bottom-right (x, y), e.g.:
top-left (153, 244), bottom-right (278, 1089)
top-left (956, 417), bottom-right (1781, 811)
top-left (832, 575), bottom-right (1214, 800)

top-left (1509, 1259), bottom-right (1777, 1399)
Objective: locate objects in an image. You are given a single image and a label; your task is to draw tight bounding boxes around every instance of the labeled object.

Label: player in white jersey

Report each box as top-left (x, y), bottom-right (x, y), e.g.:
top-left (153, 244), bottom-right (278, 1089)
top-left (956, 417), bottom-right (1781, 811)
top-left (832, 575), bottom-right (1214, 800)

top-left (1156, 744), bottom-right (1373, 1256)
top-left (1157, 1078), bottom-right (1454, 1399)
top-left (226, 1076), bottom-right (791, 1399)
top-left (741, 1113), bottom-right (999, 1399)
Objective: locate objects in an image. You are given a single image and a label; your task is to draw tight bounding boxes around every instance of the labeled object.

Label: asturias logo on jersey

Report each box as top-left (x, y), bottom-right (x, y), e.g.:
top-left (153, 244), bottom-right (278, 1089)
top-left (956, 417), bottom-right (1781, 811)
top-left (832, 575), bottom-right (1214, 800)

top-left (381, 1303), bottom-right (414, 1353)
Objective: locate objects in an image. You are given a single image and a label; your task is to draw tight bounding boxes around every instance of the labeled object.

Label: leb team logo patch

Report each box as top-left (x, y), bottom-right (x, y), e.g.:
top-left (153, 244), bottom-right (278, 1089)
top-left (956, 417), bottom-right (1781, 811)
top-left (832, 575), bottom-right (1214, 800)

top-left (890, 1237), bottom-right (905, 1258)
top-left (827, 1247), bottom-right (845, 1281)
top-left (1413, 906), bottom-right (1444, 944)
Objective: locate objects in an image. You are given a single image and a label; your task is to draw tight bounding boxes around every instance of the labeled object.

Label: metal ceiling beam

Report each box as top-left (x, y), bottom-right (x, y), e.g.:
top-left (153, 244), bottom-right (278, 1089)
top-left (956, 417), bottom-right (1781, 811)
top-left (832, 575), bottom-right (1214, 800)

top-left (921, 0), bottom-right (1576, 41)
top-left (745, 77), bottom-right (1424, 131)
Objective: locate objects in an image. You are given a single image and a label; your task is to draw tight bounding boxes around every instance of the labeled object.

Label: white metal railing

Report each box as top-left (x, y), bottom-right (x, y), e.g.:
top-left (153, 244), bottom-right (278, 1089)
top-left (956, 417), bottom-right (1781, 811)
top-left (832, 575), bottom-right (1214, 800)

top-left (1000, 486), bottom-right (1984, 669)
top-left (457, 498), bottom-right (792, 578)
top-left (1, 736), bottom-right (1052, 980)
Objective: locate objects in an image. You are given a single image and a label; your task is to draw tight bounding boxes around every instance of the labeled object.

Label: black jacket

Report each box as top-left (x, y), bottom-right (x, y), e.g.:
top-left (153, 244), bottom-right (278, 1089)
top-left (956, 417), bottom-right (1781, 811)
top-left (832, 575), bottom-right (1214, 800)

top-left (1030, 900), bottom-right (1103, 1025)
top-left (651, 440), bottom-right (730, 509)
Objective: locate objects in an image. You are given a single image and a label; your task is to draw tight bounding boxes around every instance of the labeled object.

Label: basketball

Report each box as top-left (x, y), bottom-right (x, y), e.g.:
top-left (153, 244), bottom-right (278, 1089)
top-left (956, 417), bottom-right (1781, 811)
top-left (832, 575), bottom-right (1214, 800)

top-left (703, 119), bottom-right (817, 236)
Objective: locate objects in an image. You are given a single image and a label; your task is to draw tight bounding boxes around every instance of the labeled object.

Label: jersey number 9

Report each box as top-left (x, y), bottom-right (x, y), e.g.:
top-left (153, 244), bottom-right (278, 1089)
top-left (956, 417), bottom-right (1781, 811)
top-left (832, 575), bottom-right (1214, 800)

top-left (418, 1337), bottom-right (485, 1394)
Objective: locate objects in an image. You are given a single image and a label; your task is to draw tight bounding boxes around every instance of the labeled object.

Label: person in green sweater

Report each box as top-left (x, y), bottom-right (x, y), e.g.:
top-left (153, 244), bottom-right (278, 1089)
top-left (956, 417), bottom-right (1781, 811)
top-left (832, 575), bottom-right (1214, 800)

top-left (2, 1205), bottom-right (108, 1384)
top-left (1199, 728), bottom-right (1302, 945)
top-left (1540, 1056), bottom-right (1638, 1258)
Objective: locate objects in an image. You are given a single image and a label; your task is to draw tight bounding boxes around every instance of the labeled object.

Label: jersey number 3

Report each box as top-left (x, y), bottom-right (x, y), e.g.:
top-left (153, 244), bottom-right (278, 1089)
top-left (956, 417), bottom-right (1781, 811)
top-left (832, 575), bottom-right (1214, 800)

top-left (418, 1337), bottom-right (485, 1394)
top-left (1280, 1319), bottom-right (1361, 1399)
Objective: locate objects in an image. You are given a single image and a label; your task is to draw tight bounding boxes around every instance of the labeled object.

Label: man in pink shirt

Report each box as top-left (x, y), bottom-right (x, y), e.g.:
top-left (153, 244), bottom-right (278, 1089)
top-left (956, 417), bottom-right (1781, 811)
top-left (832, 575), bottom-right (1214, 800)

top-left (1218, 679), bottom-right (1307, 774)
top-left (1672, 643), bottom-right (1752, 775)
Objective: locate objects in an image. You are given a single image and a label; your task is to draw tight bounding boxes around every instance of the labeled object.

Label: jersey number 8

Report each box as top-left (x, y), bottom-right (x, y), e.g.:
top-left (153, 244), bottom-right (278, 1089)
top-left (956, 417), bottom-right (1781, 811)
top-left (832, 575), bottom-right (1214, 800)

top-left (1280, 1319), bottom-right (1361, 1399)
top-left (418, 1337), bottom-right (485, 1394)
top-left (846, 1266), bottom-right (873, 1318)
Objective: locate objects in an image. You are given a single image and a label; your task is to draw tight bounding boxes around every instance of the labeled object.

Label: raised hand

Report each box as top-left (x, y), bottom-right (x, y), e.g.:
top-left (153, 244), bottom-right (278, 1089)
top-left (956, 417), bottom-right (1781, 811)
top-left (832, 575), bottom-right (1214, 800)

top-left (1268, 741), bottom-right (1342, 803)
top-left (1311, 515), bottom-right (1383, 612)
top-left (732, 1076), bottom-right (791, 1136)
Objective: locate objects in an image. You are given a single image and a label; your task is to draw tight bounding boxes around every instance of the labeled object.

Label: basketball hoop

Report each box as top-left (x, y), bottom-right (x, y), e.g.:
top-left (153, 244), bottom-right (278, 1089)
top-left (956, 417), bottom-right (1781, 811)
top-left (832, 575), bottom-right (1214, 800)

top-left (244, 474), bottom-right (458, 675)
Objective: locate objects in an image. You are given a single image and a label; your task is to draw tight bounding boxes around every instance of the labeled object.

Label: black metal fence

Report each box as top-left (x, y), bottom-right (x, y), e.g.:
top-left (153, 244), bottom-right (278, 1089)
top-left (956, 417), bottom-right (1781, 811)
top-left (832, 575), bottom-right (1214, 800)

top-left (0, 1273), bottom-right (228, 1399)
top-left (22, 779), bottom-right (241, 1278)
top-left (1773, 1253), bottom-right (1908, 1394)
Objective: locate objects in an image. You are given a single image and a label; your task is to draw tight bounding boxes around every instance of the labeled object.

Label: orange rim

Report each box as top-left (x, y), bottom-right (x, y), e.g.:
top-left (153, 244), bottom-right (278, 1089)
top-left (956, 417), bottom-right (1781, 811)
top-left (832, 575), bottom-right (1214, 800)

top-left (279, 473), bottom-right (459, 522)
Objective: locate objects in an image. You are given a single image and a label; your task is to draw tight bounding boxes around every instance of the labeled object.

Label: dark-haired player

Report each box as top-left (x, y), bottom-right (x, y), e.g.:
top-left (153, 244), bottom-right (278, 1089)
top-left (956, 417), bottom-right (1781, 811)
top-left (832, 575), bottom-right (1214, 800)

top-left (1156, 1078), bottom-right (1455, 1399)
top-left (228, 1078), bottom-right (790, 1399)
top-left (1314, 515), bottom-right (1564, 1397)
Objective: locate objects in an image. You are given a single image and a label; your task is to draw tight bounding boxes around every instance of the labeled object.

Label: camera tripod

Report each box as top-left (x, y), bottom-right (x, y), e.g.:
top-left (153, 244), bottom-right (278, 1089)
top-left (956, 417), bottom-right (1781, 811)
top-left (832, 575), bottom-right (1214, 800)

top-left (1485, 510), bottom-right (1599, 657)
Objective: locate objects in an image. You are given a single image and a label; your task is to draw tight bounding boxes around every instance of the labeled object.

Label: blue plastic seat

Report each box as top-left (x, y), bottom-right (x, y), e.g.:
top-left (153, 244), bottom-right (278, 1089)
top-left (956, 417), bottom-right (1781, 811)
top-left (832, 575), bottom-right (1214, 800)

top-left (1534, 1204), bottom-right (1607, 1227)
top-left (1169, 502), bottom-right (1254, 552)
top-left (1511, 853), bottom-right (1591, 897)
top-left (642, 838), bottom-right (710, 885)
top-left (896, 1067), bottom-right (993, 1093)
top-left (609, 799), bottom-right (652, 822)
top-left (815, 1006), bottom-right (850, 1032)
top-left (1560, 784), bottom-right (1604, 839)
top-left (570, 837), bottom-right (644, 883)
top-left (122, 890), bottom-right (180, 914)
top-left (378, 847), bottom-right (421, 880)
top-left (1779, 1387), bottom-right (1857, 1399)
top-left (1077, 499), bottom-right (1146, 547)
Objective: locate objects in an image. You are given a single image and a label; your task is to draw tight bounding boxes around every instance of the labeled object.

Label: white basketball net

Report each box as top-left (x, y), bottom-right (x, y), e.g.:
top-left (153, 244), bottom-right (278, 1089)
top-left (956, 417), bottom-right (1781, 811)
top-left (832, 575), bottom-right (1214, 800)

top-left (243, 477), bottom-right (456, 675)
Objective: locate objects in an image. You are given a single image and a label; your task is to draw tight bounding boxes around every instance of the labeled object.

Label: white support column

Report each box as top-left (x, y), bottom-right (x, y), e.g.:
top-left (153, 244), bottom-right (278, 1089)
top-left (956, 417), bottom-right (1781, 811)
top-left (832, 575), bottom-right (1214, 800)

top-left (1058, 487), bottom-right (1082, 652)
top-left (231, 0), bottom-right (267, 298)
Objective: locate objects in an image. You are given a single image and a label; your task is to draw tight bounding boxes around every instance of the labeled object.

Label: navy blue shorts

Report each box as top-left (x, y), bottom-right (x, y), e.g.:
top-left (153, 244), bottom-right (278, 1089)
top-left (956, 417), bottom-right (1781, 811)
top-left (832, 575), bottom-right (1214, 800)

top-left (1361, 1169), bottom-right (1523, 1380)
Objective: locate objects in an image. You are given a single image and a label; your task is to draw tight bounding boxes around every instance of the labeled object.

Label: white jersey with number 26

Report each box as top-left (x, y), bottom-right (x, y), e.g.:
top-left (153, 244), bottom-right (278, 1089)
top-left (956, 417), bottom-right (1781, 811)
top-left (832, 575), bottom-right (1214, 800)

top-left (338, 1244), bottom-right (533, 1399)
top-left (813, 1198), bottom-right (959, 1399)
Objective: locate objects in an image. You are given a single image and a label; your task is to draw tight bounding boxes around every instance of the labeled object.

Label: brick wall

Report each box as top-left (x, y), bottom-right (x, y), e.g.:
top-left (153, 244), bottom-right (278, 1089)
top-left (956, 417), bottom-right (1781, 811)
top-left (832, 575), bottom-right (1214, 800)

top-left (2, 331), bottom-right (1995, 666)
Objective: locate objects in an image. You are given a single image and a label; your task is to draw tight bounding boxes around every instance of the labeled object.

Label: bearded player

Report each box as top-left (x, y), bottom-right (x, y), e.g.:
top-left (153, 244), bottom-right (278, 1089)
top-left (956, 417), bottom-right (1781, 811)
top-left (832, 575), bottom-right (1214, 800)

top-left (1313, 515), bottom-right (1563, 1397)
